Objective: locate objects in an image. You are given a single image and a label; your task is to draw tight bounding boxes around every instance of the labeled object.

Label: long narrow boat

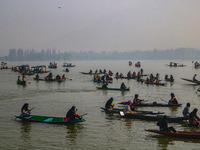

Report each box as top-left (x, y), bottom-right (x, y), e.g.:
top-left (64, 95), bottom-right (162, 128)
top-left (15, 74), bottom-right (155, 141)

top-left (145, 129), bottom-right (200, 139)
top-left (121, 112), bottom-right (187, 122)
top-left (180, 78), bottom-right (200, 84)
top-left (101, 107), bottom-right (164, 114)
top-left (145, 81), bottom-right (166, 86)
top-left (80, 72), bottom-right (104, 75)
top-left (96, 87), bottom-right (130, 91)
top-left (118, 101), bottom-right (182, 107)
top-left (33, 78), bottom-right (66, 82)
top-left (17, 81), bottom-right (26, 85)
top-left (15, 115), bottom-right (85, 124)
top-left (93, 80), bottom-right (112, 83)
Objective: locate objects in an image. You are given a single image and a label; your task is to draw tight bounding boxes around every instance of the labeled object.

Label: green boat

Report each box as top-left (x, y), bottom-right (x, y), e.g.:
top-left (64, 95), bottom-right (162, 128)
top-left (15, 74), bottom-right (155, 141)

top-left (17, 80), bottom-right (26, 85)
top-left (80, 72), bottom-right (104, 75)
top-left (96, 87), bottom-right (130, 91)
top-left (101, 107), bottom-right (164, 115)
top-left (15, 115), bottom-right (85, 124)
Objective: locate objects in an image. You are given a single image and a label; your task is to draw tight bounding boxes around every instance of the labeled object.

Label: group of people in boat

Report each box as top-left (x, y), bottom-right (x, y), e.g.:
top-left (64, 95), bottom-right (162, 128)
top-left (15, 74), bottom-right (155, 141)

top-left (165, 75), bottom-right (174, 81)
top-left (94, 73), bottom-right (113, 82)
top-left (20, 103), bottom-right (82, 122)
top-left (17, 73), bottom-right (26, 82)
top-left (44, 72), bottom-right (66, 81)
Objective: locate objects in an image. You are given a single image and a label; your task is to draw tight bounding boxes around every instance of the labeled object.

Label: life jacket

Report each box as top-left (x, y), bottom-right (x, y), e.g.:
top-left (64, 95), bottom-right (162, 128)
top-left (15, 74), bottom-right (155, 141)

top-left (170, 97), bottom-right (178, 104)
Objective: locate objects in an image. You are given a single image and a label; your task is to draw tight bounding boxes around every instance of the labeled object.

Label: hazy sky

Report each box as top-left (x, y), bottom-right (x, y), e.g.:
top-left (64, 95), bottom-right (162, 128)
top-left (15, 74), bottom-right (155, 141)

top-left (0, 0), bottom-right (200, 56)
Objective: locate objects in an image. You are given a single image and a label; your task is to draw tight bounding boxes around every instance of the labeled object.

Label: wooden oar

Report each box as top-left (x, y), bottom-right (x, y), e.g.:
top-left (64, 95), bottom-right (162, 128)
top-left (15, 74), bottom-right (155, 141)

top-left (161, 99), bottom-right (168, 103)
top-left (80, 113), bottom-right (88, 117)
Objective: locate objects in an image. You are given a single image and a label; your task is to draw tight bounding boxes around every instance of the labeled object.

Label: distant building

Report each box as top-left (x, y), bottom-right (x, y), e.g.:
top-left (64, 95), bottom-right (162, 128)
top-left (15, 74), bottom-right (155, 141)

top-left (9, 49), bottom-right (17, 61)
top-left (17, 49), bottom-right (24, 61)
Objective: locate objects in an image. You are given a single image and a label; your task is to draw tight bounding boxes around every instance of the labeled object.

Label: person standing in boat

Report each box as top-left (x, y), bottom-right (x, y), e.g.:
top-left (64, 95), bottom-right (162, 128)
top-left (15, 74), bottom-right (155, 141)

top-left (133, 94), bottom-right (144, 104)
top-left (168, 93), bottom-right (179, 105)
top-left (105, 97), bottom-right (114, 109)
top-left (21, 103), bottom-right (31, 117)
top-left (157, 115), bottom-right (176, 132)
top-left (188, 108), bottom-right (200, 126)
top-left (182, 103), bottom-right (190, 119)
top-left (120, 82), bottom-right (127, 89)
top-left (66, 106), bottom-right (82, 122)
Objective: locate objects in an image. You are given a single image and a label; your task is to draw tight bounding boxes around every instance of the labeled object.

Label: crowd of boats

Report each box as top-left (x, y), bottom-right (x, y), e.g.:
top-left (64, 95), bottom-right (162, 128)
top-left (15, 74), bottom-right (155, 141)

top-left (3, 60), bottom-right (200, 139)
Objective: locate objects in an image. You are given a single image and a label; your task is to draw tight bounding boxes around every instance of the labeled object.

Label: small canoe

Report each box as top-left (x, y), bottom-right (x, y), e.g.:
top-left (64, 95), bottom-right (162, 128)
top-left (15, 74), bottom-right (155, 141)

top-left (118, 101), bottom-right (182, 107)
top-left (15, 115), bottom-right (85, 124)
top-left (121, 113), bottom-right (186, 122)
top-left (96, 87), bottom-right (130, 91)
top-left (166, 64), bottom-right (186, 67)
top-left (101, 107), bottom-right (164, 114)
top-left (17, 81), bottom-right (26, 85)
top-left (80, 72), bottom-right (104, 75)
top-left (33, 78), bottom-right (65, 82)
top-left (165, 78), bottom-right (174, 82)
top-left (93, 80), bottom-right (112, 83)
top-left (62, 65), bottom-right (75, 67)
top-left (48, 66), bottom-right (57, 69)
top-left (145, 81), bottom-right (166, 86)
top-left (181, 78), bottom-right (200, 84)
top-left (145, 129), bottom-right (200, 139)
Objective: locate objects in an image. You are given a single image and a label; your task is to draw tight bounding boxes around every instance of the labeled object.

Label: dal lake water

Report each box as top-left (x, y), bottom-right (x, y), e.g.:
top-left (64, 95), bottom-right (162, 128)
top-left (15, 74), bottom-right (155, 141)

top-left (1, 60), bottom-right (200, 150)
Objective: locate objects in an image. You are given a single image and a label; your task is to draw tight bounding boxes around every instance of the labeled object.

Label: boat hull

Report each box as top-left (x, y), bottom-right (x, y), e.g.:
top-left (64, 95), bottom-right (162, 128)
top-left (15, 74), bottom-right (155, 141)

top-left (15, 115), bottom-right (85, 124)
top-left (145, 129), bottom-right (200, 139)
top-left (96, 87), bottom-right (130, 91)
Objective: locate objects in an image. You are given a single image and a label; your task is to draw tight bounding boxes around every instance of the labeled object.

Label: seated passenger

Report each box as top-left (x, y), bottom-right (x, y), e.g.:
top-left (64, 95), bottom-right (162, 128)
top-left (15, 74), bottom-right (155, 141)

top-left (20, 103), bottom-right (31, 117)
top-left (120, 82), bottom-right (127, 89)
top-left (168, 93), bottom-right (179, 105)
top-left (66, 106), bottom-right (82, 122)
top-left (105, 97), bottom-right (114, 109)
top-left (189, 108), bottom-right (200, 126)
top-left (157, 115), bottom-right (176, 132)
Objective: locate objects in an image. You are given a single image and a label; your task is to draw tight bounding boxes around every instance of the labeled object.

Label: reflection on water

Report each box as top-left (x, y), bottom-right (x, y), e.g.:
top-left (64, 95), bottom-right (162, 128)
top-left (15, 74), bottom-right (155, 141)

top-left (20, 121), bottom-right (32, 142)
top-left (65, 124), bottom-right (84, 145)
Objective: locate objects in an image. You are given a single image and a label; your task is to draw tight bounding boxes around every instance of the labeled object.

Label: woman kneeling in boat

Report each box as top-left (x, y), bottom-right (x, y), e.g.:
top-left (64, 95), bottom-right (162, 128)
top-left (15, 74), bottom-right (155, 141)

top-left (21, 103), bottom-right (31, 117)
top-left (157, 115), bottom-right (176, 132)
top-left (105, 97), bottom-right (114, 109)
top-left (66, 106), bottom-right (82, 121)
top-left (189, 108), bottom-right (200, 126)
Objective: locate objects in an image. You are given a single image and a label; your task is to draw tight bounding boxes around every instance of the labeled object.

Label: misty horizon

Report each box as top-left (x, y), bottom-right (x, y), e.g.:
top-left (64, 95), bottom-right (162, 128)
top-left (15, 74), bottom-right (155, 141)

top-left (1, 1), bottom-right (200, 56)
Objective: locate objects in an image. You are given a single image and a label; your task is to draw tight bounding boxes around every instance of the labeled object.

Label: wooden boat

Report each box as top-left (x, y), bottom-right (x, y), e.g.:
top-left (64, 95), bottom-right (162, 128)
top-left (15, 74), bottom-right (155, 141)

top-left (121, 112), bottom-right (187, 122)
top-left (165, 78), bottom-right (174, 82)
top-left (181, 78), bottom-right (200, 84)
top-left (93, 80), bottom-right (112, 83)
top-left (62, 62), bottom-right (75, 67)
top-left (100, 107), bottom-right (164, 114)
top-left (166, 62), bottom-right (186, 67)
top-left (118, 101), bottom-right (182, 107)
top-left (15, 115), bottom-right (85, 124)
top-left (135, 61), bottom-right (141, 67)
top-left (145, 81), bottom-right (166, 86)
top-left (17, 80), bottom-right (26, 85)
top-left (145, 129), bottom-right (200, 139)
top-left (96, 87), bottom-right (130, 91)
top-left (80, 72), bottom-right (104, 75)
top-left (33, 78), bottom-right (65, 82)
top-left (48, 65), bottom-right (57, 68)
